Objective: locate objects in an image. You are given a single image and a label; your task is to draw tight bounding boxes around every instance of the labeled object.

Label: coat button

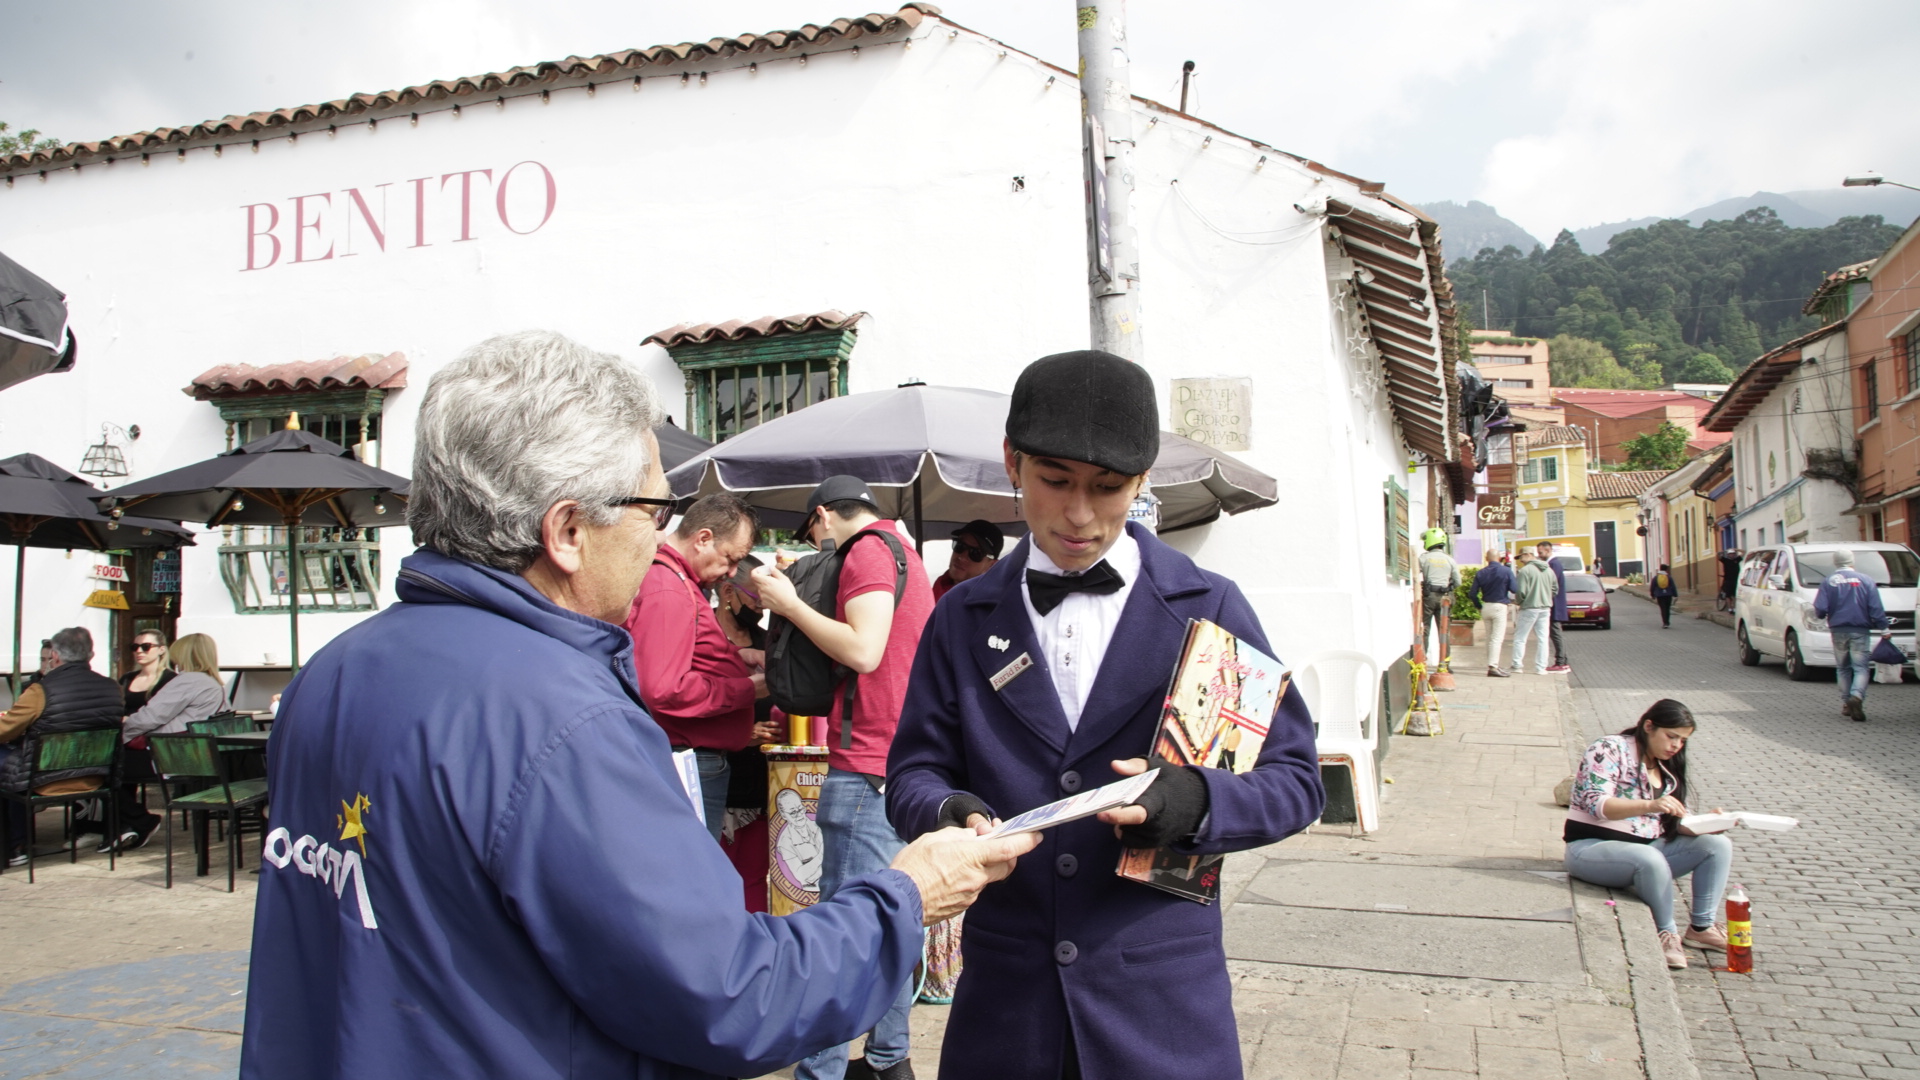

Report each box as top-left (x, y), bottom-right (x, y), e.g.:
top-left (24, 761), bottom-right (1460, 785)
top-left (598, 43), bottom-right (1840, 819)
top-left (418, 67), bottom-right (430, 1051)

top-left (1056, 853), bottom-right (1078, 877)
top-left (1060, 770), bottom-right (1082, 794)
top-left (1054, 940), bottom-right (1078, 966)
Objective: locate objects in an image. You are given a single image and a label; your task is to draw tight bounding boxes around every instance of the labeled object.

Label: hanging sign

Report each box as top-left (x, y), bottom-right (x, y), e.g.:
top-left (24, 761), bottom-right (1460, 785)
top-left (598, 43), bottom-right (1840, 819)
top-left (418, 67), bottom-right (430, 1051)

top-left (1476, 493), bottom-right (1517, 530)
top-left (83, 590), bottom-right (130, 611)
top-left (89, 564), bottom-right (129, 583)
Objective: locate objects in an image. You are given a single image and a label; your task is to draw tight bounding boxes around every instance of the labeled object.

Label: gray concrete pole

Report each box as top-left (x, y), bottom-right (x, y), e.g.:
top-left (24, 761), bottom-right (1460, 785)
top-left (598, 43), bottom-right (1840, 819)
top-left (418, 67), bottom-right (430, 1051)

top-left (1077, 1), bottom-right (1142, 360)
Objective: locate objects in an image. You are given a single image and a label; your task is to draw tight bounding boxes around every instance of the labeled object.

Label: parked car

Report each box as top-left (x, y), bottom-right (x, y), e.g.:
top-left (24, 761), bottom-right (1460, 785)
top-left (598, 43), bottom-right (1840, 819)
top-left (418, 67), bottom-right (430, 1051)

top-left (1733, 541), bottom-right (1920, 680)
top-left (1563, 572), bottom-right (1613, 629)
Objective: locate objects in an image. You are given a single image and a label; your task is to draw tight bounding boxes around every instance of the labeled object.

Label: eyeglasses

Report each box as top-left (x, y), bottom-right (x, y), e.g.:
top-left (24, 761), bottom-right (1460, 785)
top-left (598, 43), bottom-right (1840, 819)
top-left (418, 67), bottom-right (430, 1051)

top-left (133, 643), bottom-right (162, 653)
top-left (608, 495), bottom-right (677, 530)
top-left (954, 542), bottom-right (992, 563)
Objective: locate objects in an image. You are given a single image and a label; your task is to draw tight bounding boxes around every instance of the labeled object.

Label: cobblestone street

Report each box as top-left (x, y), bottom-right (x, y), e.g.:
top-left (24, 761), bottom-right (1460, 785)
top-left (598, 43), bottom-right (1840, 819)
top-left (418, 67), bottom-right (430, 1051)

top-left (1567, 591), bottom-right (1920, 1080)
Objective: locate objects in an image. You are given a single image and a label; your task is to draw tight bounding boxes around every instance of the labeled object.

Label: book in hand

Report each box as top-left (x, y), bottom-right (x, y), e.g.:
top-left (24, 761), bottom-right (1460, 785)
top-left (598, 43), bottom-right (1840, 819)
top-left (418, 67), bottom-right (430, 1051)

top-left (978, 770), bottom-right (1159, 839)
top-left (1116, 619), bottom-right (1291, 904)
top-left (1679, 811), bottom-right (1798, 834)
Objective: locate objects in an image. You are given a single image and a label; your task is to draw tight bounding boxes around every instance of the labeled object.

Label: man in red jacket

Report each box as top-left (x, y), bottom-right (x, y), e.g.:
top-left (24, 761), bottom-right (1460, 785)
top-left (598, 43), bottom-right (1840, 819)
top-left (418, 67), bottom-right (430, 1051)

top-left (626, 493), bottom-right (764, 840)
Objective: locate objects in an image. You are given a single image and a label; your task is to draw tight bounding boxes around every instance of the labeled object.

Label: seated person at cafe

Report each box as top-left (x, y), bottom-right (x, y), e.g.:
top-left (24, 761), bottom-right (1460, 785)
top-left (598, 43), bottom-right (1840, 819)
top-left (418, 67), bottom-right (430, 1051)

top-left (0, 627), bottom-right (124, 866)
top-left (112, 633), bottom-right (228, 852)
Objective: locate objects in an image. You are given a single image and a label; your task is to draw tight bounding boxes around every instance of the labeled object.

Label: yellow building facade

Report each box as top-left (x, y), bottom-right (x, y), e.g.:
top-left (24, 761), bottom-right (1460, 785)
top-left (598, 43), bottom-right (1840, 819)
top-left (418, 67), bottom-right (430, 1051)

top-left (1511, 425), bottom-right (1668, 577)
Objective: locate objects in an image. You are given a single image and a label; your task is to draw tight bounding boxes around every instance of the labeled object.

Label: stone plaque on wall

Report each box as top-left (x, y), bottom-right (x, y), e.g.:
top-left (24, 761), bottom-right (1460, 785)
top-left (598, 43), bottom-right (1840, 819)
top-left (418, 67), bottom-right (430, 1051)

top-left (1170, 378), bottom-right (1252, 452)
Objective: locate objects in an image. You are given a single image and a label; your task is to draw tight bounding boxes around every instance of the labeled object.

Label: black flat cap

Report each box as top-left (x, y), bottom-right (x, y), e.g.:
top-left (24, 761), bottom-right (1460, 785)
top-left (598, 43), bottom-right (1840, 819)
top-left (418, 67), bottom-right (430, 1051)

top-left (804, 474), bottom-right (879, 519)
top-left (952, 519), bottom-right (1005, 557)
top-left (1006, 350), bottom-right (1159, 476)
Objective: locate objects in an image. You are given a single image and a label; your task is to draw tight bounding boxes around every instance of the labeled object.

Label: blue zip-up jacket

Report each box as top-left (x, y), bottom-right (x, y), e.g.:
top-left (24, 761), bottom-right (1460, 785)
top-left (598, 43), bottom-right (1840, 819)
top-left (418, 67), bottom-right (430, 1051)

top-left (1469, 562), bottom-right (1515, 606)
top-left (1814, 567), bottom-right (1889, 630)
top-left (241, 549), bottom-right (923, 1080)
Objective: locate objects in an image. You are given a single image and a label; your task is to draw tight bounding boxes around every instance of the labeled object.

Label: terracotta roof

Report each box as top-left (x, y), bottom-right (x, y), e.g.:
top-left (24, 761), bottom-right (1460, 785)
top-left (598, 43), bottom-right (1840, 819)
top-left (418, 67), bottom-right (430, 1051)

top-left (1553, 389), bottom-right (1715, 420)
top-left (1686, 431), bottom-right (1732, 452)
top-left (1700, 322), bottom-right (1847, 433)
top-left (1802, 260), bottom-right (1872, 316)
top-left (1587, 470), bottom-right (1670, 501)
top-left (644, 310), bottom-right (865, 349)
top-left (1, 5), bottom-right (938, 175)
top-left (185, 352), bottom-right (407, 399)
top-left (1524, 425), bottom-right (1589, 450)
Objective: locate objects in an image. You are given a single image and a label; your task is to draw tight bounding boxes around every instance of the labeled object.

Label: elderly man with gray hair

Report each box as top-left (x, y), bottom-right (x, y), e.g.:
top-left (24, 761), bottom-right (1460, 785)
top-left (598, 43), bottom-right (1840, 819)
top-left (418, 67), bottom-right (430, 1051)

top-left (0, 627), bottom-right (124, 866)
top-left (241, 331), bottom-right (1038, 1080)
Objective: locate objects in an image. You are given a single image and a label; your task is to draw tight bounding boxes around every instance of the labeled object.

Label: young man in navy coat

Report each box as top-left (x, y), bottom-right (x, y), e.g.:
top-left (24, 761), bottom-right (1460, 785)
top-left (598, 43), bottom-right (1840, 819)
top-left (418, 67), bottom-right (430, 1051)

top-left (887, 351), bottom-right (1326, 1080)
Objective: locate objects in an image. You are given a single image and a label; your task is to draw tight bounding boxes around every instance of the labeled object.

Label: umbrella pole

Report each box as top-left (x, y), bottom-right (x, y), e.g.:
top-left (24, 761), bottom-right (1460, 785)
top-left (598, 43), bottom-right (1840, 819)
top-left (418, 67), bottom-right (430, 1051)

top-left (286, 520), bottom-right (302, 672)
top-left (912, 475), bottom-right (924, 557)
top-left (11, 546), bottom-right (21, 698)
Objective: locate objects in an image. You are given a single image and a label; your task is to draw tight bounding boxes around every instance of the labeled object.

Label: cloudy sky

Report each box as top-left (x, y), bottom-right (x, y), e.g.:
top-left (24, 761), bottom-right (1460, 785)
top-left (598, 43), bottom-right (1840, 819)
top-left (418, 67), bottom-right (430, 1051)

top-left (4, 0), bottom-right (1916, 240)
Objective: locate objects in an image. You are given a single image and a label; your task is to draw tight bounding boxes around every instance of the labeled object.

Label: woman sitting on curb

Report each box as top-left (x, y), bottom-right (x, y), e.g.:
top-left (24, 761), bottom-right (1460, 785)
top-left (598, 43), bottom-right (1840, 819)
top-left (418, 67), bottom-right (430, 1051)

top-left (1563, 698), bottom-right (1732, 969)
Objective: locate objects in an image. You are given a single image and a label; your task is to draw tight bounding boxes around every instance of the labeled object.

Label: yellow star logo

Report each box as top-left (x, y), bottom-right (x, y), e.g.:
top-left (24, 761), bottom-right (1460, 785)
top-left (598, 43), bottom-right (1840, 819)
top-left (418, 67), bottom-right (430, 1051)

top-left (337, 793), bottom-right (372, 857)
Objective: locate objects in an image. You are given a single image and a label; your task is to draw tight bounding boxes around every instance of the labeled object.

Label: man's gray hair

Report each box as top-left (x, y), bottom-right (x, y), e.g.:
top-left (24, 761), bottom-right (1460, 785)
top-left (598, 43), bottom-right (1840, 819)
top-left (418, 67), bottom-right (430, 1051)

top-left (409, 331), bottom-right (665, 572)
top-left (49, 627), bottom-right (93, 664)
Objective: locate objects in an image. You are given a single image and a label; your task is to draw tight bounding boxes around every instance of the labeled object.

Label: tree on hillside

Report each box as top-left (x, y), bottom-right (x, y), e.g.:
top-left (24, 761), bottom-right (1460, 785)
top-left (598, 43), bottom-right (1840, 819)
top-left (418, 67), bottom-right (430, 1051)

top-left (1622, 422), bottom-right (1692, 471)
top-left (1679, 353), bottom-right (1736, 384)
top-left (1446, 211), bottom-right (1903, 379)
top-left (1547, 334), bottom-right (1658, 389)
top-left (0, 122), bottom-right (60, 155)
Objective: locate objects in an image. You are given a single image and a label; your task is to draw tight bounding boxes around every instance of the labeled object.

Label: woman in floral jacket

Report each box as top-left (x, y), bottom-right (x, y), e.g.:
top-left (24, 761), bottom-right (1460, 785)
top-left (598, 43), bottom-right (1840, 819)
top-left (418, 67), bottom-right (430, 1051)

top-left (1564, 699), bottom-right (1733, 969)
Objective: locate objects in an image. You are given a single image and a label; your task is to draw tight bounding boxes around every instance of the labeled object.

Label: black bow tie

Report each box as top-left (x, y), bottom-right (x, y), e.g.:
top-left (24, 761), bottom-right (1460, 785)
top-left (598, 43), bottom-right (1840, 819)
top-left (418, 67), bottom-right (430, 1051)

top-left (1026, 560), bottom-right (1125, 616)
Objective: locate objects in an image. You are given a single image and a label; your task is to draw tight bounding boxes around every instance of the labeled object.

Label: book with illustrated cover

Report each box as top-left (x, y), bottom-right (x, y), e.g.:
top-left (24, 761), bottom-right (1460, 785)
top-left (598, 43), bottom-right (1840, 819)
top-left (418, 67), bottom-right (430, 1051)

top-left (1116, 619), bottom-right (1290, 903)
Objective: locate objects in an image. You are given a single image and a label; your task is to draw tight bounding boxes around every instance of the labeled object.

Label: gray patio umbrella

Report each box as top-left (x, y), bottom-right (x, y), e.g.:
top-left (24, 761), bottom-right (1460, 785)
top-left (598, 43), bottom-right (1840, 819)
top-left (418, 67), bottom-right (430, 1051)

top-left (0, 454), bottom-right (193, 694)
top-left (95, 423), bottom-right (409, 670)
top-left (0, 251), bottom-right (78, 394)
top-left (655, 419), bottom-right (714, 473)
top-left (665, 384), bottom-right (1277, 545)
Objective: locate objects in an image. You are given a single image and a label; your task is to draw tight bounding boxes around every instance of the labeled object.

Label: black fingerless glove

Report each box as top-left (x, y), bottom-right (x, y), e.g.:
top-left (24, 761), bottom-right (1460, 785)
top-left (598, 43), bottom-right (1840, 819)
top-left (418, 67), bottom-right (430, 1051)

top-left (1116, 757), bottom-right (1210, 849)
top-left (936, 792), bottom-right (995, 830)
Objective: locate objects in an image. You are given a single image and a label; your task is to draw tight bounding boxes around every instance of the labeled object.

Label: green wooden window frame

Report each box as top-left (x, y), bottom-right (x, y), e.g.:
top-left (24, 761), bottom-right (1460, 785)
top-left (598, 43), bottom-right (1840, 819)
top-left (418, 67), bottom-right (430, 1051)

top-left (668, 328), bottom-right (856, 442)
top-left (1384, 477), bottom-right (1410, 584)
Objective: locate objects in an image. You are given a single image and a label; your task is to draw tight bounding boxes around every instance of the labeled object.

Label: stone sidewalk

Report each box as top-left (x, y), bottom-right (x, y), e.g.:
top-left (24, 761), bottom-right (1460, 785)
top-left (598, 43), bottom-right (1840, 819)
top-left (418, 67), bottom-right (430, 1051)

top-left (0, 650), bottom-right (1696, 1080)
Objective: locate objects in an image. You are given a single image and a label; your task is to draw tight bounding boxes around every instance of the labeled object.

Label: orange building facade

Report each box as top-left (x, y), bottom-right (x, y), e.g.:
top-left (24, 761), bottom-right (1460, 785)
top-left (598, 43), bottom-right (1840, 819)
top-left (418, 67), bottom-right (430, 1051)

top-left (1555, 389), bottom-right (1728, 465)
top-left (1849, 217), bottom-right (1920, 544)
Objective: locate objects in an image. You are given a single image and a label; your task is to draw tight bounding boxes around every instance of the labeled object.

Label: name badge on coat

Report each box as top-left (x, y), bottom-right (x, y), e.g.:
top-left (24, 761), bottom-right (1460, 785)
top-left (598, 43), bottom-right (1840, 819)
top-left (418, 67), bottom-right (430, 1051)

top-left (990, 652), bottom-right (1034, 692)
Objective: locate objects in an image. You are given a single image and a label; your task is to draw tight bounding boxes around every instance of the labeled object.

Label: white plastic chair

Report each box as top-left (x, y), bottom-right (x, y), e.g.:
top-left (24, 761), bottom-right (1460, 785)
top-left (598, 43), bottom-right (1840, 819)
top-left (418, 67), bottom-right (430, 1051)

top-left (1293, 650), bottom-right (1382, 834)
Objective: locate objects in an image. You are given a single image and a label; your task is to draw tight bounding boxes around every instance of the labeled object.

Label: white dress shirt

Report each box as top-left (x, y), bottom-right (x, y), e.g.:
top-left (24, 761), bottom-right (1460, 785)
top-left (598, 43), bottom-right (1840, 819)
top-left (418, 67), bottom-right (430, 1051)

top-left (1020, 531), bottom-right (1141, 731)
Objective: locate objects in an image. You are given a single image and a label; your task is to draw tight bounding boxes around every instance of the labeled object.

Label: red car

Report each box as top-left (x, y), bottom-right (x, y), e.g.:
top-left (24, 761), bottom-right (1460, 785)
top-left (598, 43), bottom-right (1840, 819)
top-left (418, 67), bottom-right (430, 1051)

top-left (1562, 572), bottom-right (1612, 629)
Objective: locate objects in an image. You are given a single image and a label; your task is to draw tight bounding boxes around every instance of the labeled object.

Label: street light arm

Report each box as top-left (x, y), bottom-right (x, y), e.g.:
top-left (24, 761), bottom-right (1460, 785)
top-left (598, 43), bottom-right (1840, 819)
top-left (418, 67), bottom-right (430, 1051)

top-left (1843, 175), bottom-right (1920, 193)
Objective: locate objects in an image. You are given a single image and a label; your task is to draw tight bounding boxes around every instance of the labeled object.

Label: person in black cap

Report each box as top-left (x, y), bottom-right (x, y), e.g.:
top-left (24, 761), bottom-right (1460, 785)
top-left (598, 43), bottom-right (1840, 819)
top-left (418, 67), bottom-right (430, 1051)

top-left (752, 475), bottom-right (936, 1080)
top-left (932, 519), bottom-right (1005, 604)
top-left (886, 350), bottom-right (1325, 1080)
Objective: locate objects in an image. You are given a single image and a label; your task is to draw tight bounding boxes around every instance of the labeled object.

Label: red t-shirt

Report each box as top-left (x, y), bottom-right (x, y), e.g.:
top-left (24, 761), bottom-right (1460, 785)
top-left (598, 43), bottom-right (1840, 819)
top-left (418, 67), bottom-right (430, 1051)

top-left (826, 523), bottom-right (933, 775)
top-left (931, 572), bottom-right (957, 603)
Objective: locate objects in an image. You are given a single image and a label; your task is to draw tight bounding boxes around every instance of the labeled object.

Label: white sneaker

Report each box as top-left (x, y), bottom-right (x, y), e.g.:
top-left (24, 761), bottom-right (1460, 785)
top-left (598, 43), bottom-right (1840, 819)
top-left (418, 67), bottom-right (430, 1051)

top-left (1659, 929), bottom-right (1689, 969)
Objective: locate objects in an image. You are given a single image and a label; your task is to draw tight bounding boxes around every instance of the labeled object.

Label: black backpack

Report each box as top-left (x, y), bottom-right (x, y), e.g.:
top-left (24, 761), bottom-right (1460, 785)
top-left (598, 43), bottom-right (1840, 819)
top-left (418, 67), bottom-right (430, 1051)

top-left (764, 527), bottom-right (908, 748)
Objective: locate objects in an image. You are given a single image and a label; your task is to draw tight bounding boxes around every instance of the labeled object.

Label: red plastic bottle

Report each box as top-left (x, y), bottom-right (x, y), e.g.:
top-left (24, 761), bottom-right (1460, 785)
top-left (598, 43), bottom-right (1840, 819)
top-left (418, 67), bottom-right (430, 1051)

top-left (1726, 883), bottom-right (1753, 973)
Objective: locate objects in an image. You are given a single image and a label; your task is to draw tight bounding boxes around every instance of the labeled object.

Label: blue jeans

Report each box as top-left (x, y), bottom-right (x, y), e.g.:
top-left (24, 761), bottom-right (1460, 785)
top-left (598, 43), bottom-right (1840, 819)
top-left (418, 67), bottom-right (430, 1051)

top-left (693, 748), bottom-right (729, 843)
top-left (1565, 833), bottom-right (1733, 934)
top-left (1512, 607), bottom-right (1551, 672)
top-left (795, 768), bottom-right (915, 1079)
top-left (1832, 629), bottom-right (1872, 702)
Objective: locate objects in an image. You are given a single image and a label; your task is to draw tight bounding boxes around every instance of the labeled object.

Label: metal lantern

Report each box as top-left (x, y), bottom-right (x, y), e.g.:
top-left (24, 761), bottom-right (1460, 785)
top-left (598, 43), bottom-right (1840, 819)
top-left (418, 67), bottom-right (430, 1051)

top-left (78, 422), bottom-right (139, 478)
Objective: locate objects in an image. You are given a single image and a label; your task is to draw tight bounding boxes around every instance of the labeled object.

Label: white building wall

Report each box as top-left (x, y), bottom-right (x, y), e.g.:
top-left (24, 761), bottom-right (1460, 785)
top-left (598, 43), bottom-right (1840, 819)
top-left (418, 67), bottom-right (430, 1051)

top-left (1730, 331), bottom-right (1855, 548)
top-left (0, 17), bottom-right (1418, 678)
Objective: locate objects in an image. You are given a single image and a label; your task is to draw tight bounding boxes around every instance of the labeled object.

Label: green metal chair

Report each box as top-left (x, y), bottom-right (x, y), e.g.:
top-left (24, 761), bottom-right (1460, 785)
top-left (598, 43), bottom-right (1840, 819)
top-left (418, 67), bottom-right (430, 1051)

top-left (0, 727), bottom-right (121, 882)
top-left (186, 712), bottom-right (254, 736)
top-left (149, 732), bottom-right (269, 891)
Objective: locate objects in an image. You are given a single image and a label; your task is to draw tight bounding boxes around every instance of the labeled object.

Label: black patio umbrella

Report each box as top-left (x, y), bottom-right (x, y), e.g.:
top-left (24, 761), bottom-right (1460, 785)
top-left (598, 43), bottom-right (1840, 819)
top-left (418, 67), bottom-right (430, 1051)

top-left (0, 252), bottom-right (78, 394)
top-left (655, 420), bottom-right (714, 474)
top-left (665, 384), bottom-right (1277, 545)
top-left (95, 423), bottom-right (409, 670)
top-left (0, 454), bottom-right (193, 693)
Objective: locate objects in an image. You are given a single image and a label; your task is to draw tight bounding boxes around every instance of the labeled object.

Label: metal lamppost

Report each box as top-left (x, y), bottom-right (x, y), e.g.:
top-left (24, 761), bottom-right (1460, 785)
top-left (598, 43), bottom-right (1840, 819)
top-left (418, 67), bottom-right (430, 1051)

top-left (1077, 0), bottom-right (1143, 361)
top-left (1844, 174), bottom-right (1920, 193)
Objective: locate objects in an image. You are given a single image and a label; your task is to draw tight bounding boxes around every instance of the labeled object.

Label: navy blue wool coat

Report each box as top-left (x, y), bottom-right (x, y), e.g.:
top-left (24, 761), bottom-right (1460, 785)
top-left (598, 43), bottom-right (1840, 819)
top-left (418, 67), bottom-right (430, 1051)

top-left (887, 523), bottom-right (1325, 1080)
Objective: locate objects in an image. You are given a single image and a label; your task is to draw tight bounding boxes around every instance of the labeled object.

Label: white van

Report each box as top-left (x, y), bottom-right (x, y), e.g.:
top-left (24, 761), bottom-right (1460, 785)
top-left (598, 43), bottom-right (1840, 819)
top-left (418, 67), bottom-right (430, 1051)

top-left (1734, 542), bottom-right (1920, 678)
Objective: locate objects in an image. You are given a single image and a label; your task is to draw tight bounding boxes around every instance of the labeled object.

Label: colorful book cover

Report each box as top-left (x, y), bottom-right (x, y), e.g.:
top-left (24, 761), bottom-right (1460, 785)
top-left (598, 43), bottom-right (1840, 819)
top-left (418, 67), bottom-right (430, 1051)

top-left (1115, 619), bottom-right (1290, 903)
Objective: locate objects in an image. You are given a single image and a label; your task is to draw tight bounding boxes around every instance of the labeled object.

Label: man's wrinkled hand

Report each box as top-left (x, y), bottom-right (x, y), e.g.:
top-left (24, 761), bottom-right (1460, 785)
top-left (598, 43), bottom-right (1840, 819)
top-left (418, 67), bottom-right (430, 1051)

top-left (890, 826), bottom-right (1040, 925)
